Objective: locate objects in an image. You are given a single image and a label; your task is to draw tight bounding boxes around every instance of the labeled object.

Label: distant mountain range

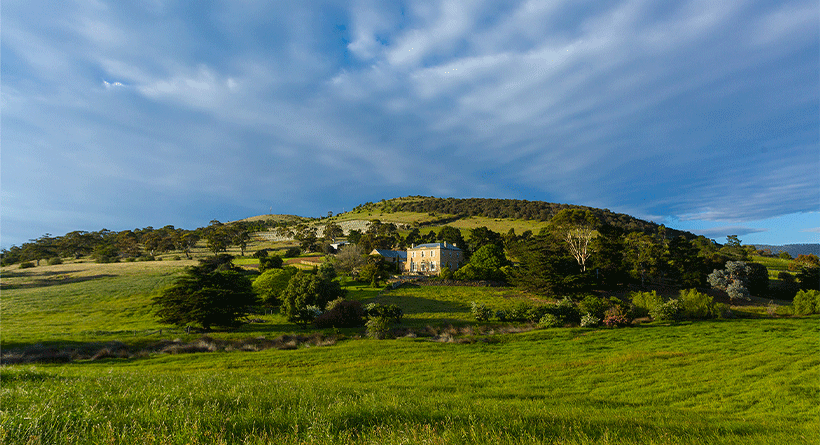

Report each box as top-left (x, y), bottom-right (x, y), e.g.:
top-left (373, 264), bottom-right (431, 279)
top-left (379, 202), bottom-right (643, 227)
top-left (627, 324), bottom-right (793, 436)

top-left (753, 244), bottom-right (820, 257)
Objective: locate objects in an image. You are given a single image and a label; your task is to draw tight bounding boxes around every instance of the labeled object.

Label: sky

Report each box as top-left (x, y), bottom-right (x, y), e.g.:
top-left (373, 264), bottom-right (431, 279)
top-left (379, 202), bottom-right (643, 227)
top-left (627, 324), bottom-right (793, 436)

top-left (2, 0), bottom-right (818, 249)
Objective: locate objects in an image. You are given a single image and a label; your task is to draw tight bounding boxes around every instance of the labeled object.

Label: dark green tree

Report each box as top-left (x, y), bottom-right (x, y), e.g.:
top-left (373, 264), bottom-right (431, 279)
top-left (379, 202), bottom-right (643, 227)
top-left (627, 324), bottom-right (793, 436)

top-left (510, 233), bottom-right (584, 296)
top-left (152, 256), bottom-right (257, 330)
top-left (437, 226), bottom-right (466, 249)
top-left (454, 244), bottom-right (510, 281)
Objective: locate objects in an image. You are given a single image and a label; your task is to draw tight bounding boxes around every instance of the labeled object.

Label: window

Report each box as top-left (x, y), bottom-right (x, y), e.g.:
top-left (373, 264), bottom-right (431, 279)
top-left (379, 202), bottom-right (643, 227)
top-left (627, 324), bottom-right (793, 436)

top-left (431, 261), bottom-right (436, 271)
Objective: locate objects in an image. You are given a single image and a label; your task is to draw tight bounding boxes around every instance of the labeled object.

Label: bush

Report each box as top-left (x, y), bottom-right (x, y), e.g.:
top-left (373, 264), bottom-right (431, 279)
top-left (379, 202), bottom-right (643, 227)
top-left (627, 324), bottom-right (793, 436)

top-left (47, 257), bottom-right (63, 265)
top-left (578, 295), bottom-right (610, 319)
top-left (19, 262), bottom-right (34, 269)
top-left (551, 297), bottom-right (580, 324)
top-left (525, 305), bottom-right (550, 323)
top-left (258, 256), bottom-right (283, 272)
top-left (470, 301), bottom-right (493, 322)
top-left (602, 306), bottom-right (631, 327)
top-left (650, 299), bottom-right (681, 322)
top-left (507, 302), bottom-right (532, 322)
top-left (364, 303), bottom-right (403, 323)
top-left (793, 289), bottom-right (820, 315)
top-left (678, 289), bottom-right (717, 319)
top-left (281, 272), bottom-right (345, 327)
top-left (580, 313), bottom-right (601, 328)
top-left (314, 300), bottom-right (365, 328)
top-left (366, 316), bottom-right (391, 339)
top-left (630, 291), bottom-right (663, 317)
top-left (538, 313), bottom-right (561, 328)
top-left (495, 310), bottom-right (508, 321)
top-left (284, 247), bottom-right (301, 258)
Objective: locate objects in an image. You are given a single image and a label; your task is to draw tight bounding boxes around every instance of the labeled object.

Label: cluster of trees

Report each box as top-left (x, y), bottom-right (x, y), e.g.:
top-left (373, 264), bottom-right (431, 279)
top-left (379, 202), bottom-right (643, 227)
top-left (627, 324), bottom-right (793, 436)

top-left (1, 226), bottom-right (201, 266)
top-left (0, 218), bottom-right (312, 266)
top-left (415, 209), bottom-right (818, 298)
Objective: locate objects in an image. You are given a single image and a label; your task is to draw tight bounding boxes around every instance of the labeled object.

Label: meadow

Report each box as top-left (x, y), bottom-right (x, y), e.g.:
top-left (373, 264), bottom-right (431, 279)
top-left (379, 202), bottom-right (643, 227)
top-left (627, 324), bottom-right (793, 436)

top-left (1, 260), bottom-right (818, 444)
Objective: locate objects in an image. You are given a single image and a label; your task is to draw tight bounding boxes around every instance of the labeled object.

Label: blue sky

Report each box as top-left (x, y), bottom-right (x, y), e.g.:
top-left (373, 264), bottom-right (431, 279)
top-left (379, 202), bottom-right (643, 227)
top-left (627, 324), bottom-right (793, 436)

top-left (2, 0), bottom-right (818, 248)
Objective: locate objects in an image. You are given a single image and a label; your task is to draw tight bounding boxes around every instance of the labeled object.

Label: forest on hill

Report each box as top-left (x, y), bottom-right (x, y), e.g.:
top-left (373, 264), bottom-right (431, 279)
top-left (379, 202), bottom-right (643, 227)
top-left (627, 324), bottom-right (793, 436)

top-left (355, 196), bottom-right (694, 239)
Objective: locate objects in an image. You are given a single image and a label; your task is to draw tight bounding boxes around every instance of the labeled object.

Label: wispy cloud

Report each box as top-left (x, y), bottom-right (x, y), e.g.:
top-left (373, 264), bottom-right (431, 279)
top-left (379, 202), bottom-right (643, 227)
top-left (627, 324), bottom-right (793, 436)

top-left (1, 0), bottom-right (817, 247)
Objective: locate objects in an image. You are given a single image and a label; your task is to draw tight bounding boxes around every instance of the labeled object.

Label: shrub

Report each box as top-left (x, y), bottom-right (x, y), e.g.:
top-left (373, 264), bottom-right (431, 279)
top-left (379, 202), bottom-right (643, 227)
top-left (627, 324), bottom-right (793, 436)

top-left (580, 313), bottom-right (601, 328)
top-left (578, 295), bottom-right (610, 319)
top-left (602, 306), bottom-right (631, 327)
top-left (678, 289), bottom-right (717, 319)
top-left (538, 313), bottom-right (561, 328)
top-left (650, 299), bottom-right (681, 322)
top-left (793, 289), bottom-right (820, 315)
top-left (525, 305), bottom-right (550, 323)
top-left (19, 262), bottom-right (35, 269)
top-left (284, 247), bottom-right (301, 258)
top-left (630, 291), bottom-right (663, 317)
top-left (366, 316), bottom-right (391, 339)
top-left (47, 257), bottom-right (63, 265)
top-left (314, 300), bottom-right (365, 328)
top-left (439, 266), bottom-right (454, 281)
top-left (471, 301), bottom-right (493, 322)
top-left (507, 302), bottom-right (533, 322)
top-left (495, 310), bottom-right (508, 321)
top-left (364, 303), bottom-right (403, 323)
top-left (552, 297), bottom-right (580, 324)
top-left (259, 256), bottom-right (283, 272)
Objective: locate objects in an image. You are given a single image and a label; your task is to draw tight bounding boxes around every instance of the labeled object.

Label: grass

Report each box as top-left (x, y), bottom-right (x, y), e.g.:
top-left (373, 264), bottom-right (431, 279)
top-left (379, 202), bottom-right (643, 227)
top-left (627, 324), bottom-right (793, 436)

top-left (1, 318), bottom-right (817, 444)
top-left (2, 260), bottom-right (818, 444)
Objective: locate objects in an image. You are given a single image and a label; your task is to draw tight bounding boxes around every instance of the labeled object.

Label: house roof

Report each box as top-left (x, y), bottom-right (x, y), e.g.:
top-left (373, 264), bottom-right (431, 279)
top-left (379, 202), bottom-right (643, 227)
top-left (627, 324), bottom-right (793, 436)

top-left (371, 249), bottom-right (407, 259)
top-left (409, 242), bottom-right (462, 251)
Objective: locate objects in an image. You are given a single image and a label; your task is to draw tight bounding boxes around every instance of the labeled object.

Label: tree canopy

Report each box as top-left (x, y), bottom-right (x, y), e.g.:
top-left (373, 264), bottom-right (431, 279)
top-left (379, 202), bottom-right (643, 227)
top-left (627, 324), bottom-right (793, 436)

top-left (152, 256), bottom-right (257, 330)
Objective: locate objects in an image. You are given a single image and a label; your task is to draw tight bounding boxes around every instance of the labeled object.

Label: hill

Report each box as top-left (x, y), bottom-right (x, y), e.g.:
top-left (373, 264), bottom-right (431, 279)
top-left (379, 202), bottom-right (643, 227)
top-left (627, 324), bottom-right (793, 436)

top-left (753, 244), bottom-right (820, 257)
top-left (251, 196), bottom-right (697, 240)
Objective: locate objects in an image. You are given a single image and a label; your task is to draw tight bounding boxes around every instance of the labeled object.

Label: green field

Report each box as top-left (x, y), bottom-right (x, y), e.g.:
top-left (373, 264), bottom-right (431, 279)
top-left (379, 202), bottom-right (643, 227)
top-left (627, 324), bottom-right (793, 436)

top-left (1, 261), bottom-right (818, 444)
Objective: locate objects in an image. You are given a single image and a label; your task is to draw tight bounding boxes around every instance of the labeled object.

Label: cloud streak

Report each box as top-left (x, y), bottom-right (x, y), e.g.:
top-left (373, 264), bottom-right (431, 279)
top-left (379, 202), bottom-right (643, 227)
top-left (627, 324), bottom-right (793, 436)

top-left (1, 0), bottom-right (817, 247)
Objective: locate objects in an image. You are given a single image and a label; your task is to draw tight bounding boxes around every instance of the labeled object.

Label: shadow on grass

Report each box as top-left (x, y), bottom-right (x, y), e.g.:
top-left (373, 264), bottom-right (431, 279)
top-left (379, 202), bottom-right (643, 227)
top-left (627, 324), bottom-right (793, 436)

top-left (0, 273), bottom-right (118, 290)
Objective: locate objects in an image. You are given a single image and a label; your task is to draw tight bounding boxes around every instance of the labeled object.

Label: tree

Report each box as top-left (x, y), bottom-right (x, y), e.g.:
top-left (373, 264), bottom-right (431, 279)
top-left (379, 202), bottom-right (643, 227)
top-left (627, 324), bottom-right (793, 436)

top-left (466, 226), bottom-right (501, 254)
top-left (152, 256), bottom-right (257, 330)
top-left (438, 226), bottom-right (466, 250)
top-left (323, 222), bottom-right (343, 241)
top-left (334, 244), bottom-right (367, 274)
top-left (454, 244), bottom-right (509, 281)
top-left (708, 261), bottom-right (752, 301)
top-left (204, 222), bottom-right (231, 254)
top-left (510, 233), bottom-right (584, 296)
top-left (253, 266), bottom-right (298, 307)
top-left (549, 209), bottom-right (599, 272)
top-left (282, 271), bottom-right (345, 326)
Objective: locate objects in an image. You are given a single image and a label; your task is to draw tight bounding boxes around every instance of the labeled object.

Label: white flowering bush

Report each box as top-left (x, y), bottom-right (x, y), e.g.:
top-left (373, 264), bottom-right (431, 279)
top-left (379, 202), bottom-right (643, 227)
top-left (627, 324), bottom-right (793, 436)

top-left (580, 313), bottom-right (601, 328)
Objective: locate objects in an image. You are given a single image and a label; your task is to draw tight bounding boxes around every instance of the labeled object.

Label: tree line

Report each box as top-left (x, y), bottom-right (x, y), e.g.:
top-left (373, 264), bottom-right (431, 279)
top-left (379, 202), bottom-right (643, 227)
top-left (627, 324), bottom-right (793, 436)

top-left (0, 218), bottom-right (301, 266)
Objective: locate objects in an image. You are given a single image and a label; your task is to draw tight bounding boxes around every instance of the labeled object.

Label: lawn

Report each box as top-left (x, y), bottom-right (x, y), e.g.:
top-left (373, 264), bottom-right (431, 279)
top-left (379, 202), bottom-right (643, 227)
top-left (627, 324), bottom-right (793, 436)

top-left (2, 260), bottom-right (818, 444)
